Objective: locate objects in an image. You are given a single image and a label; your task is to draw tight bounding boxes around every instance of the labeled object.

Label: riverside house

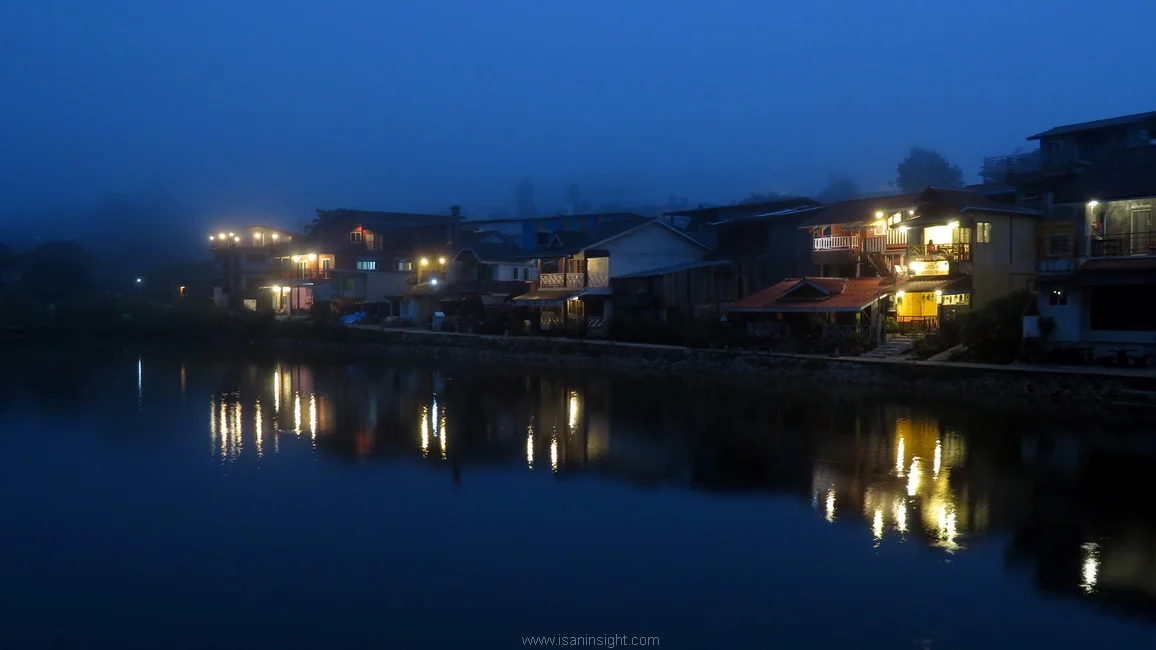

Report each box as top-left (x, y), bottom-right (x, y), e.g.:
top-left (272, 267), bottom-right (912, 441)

top-left (798, 187), bottom-right (1040, 333)
top-left (208, 225), bottom-right (297, 309)
top-left (514, 218), bottom-right (712, 335)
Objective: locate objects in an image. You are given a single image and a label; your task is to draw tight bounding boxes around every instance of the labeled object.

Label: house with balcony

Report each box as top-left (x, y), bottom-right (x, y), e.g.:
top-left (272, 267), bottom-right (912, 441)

top-left (800, 187), bottom-right (1040, 332)
top-left (1033, 147), bottom-right (1156, 360)
top-left (208, 225), bottom-right (296, 308)
top-left (512, 219), bottom-right (711, 334)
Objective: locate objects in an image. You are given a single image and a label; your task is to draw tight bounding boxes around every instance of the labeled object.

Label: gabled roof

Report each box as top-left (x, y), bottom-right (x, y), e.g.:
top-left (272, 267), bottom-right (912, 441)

top-left (727, 277), bottom-right (887, 313)
top-left (520, 218), bottom-right (708, 258)
top-left (1027, 110), bottom-right (1156, 140)
top-left (614, 260), bottom-right (731, 279)
top-left (919, 187), bottom-right (1040, 216)
top-left (798, 187), bottom-right (1038, 229)
top-left (452, 230), bottom-right (526, 263)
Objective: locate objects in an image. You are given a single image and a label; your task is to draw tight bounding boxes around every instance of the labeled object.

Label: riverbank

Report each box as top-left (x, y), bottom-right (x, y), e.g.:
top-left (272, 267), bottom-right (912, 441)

top-left (255, 325), bottom-right (1156, 412)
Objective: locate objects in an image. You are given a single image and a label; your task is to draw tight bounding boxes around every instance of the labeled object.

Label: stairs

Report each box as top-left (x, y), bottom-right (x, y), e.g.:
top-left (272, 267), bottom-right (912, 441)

top-left (861, 335), bottom-right (914, 359)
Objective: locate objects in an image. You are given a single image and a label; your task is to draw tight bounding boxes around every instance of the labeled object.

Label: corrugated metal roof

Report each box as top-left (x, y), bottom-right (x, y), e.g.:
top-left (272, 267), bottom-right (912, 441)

top-left (726, 277), bottom-right (887, 313)
top-left (614, 260), bottom-right (731, 279)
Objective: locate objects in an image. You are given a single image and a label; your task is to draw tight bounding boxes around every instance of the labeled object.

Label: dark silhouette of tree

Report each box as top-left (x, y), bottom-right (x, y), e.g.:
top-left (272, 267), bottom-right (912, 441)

top-left (18, 241), bottom-right (96, 302)
top-left (896, 147), bottom-right (965, 193)
top-left (516, 180), bottom-right (538, 219)
top-left (818, 172), bottom-right (861, 203)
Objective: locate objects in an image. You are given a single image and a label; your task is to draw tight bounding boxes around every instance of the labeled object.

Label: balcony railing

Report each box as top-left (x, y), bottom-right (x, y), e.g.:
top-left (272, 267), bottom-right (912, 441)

top-left (813, 235), bottom-right (860, 251)
top-left (907, 243), bottom-right (971, 262)
top-left (565, 273), bottom-right (585, 289)
top-left (981, 152), bottom-right (1041, 184)
top-left (281, 269), bottom-right (331, 280)
top-left (1090, 232), bottom-right (1156, 257)
top-left (540, 272), bottom-right (566, 288)
top-left (588, 271), bottom-right (609, 288)
top-left (540, 270), bottom-right (608, 289)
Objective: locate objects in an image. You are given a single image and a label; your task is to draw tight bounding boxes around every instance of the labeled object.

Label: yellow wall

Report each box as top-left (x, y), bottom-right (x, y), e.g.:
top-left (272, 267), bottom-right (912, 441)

top-left (896, 292), bottom-right (940, 318)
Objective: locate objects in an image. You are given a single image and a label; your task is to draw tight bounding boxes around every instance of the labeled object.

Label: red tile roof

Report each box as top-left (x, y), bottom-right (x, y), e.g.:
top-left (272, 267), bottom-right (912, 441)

top-left (727, 277), bottom-right (888, 313)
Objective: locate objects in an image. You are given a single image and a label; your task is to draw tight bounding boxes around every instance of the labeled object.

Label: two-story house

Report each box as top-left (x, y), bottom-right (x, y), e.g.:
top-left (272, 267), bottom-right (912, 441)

top-left (208, 225), bottom-right (296, 308)
top-left (800, 187), bottom-right (1040, 332)
top-left (513, 219), bottom-right (711, 334)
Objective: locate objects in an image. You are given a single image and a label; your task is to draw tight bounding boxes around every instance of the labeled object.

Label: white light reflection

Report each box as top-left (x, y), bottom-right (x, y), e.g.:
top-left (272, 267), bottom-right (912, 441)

top-left (933, 438), bottom-right (942, 478)
top-left (209, 398), bottom-right (217, 454)
top-left (309, 393), bottom-right (317, 442)
top-left (568, 391), bottom-right (580, 431)
top-left (293, 392), bottom-right (302, 434)
top-left (550, 437), bottom-right (559, 472)
top-left (935, 505), bottom-right (959, 552)
top-left (872, 508), bottom-right (884, 541)
top-left (273, 370), bottom-right (281, 412)
top-left (907, 459), bottom-right (921, 496)
top-left (896, 437), bottom-right (905, 476)
top-left (526, 420), bottom-right (535, 469)
top-left (1081, 542), bottom-right (1099, 593)
top-left (440, 414), bottom-right (448, 459)
top-left (894, 498), bottom-right (908, 533)
top-left (255, 398), bottom-right (263, 458)
top-left (420, 405), bottom-right (430, 456)
top-left (136, 357), bottom-right (143, 408)
top-left (825, 490), bottom-right (836, 522)
top-left (219, 401), bottom-right (228, 459)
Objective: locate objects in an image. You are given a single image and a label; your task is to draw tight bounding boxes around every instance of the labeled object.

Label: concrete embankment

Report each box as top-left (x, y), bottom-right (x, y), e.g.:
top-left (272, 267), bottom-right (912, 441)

top-left (265, 326), bottom-right (1156, 411)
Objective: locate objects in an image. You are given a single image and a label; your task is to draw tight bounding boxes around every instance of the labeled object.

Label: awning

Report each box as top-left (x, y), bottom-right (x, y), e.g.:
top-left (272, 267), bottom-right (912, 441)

top-left (891, 275), bottom-right (972, 294)
top-left (511, 289), bottom-right (579, 307)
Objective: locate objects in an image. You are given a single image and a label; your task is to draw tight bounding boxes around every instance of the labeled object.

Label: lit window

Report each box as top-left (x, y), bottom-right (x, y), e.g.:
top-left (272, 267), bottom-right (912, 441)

top-left (356, 260), bottom-right (377, 271)
top-left (1049, 290), bottom-right (1068, 306)
top-left (396, 261), bottom-right (413, 271)
top-left (364, 232), bottom-right (376, 250)
top-left (349, 231), bottom-right (363, 243)
top-left (977, 222), bottom-right (992, 244)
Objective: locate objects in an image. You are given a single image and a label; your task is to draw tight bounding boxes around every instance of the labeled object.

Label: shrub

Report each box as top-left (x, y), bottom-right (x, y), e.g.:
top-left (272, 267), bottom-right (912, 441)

top-left (955, 289), bottom-right (1036, 364)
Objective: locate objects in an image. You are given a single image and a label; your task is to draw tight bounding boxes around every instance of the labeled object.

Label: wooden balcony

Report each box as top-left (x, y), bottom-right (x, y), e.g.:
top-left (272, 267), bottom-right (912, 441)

top-left (907, 243), bottom-right (971, 262)
top-left (539, 270), bottom-right (609, 289)
top-left (813, 235), bottom-right (860, 251)
top-left (540, 272), bottom-right (566, 288)
top-left (280, 269), bottom-right (331, 281)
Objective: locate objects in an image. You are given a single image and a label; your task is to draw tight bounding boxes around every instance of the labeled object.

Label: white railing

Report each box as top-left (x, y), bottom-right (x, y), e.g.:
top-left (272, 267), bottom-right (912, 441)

top-left (565, 273), bottom-right (586, 289)
top-left (587, 271), bottom-right (609, 288)
top-left (863, 236), bottom-right (886, 253)
top-left (886, 229), bottom-right (908, 247)
top-left (540, 273), bottom-right (565, 288)
top-left (813, 235), bottom-right (860, 251)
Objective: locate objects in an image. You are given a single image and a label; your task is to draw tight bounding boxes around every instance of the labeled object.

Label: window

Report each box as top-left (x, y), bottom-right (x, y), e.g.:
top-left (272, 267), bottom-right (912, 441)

top-left (512, 267), bottom-right (520, 280)
top-left (977, 222), bottom-right (992, 243)
top-left (356, 260), bottom-right (377, 271)
top-left (872, 223), bottom-right (886, 236)
top-left (349, 231), bottom-right (362, 244)
top-left (1049, 289), bottom-right (1068, 306)
top-left (396, 260), bottom-right (413, 271)
top-left (1045, 235), bottom-right (1073, 257)
top-left (364, 232), bottom-right (376, 250)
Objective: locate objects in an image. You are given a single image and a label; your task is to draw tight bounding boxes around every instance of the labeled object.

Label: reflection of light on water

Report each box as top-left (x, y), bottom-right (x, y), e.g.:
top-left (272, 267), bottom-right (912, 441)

top-left (1081, 542), bottom-right (1099, 594)
top-left (431, 398), bottom-right (439, 437)
top-left (933, 438), bottom-right (942, 478)
top-left (896, 437), bottom-right (905, 476)
top-left (136, 358), bottom-right (143, 407)
top-left (894, 499), bottom-right (908, 533)
top-left (180, 364), bottom-right (186, 400)
top-left (568, 391), bottom-right (580, 431)
top-left (825, 490), bottom-right (836, 522)
top-left (255, 399), bottom-right (263, 458)
top-left (526, 432), bottom-right (534, 469)
top-left (219, 401), bottom-right (228, 459)
top-left (872, 509), bottom-right (884, 541)
top-left (293, 392), bottom-right (302, 434)
top-left (440, 415), bottom-right (448, 459)
top-left (420, 406), bottom-right (430, 456)
top-left (550, 437), bottom-right (559, 472)
top-left (907, 459), bottom-right (921, 496)
top-left (273, 370), bottom-right (281, 412)
top-left (308, 393), bottom-right (317, 442)
top-left (935, 505), bottom-right (959, 552)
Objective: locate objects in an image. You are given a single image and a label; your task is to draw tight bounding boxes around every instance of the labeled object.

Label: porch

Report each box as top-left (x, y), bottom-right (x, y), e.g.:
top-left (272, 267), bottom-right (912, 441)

top-left (1088, 198), bottom-right (1154, 258)
top-left (538, 258), bottom-right (610, 290)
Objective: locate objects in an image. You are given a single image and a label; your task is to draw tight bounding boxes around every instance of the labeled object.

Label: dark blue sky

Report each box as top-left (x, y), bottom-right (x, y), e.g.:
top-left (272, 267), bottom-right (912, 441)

top-left (2, 0), bottom-right (1154, 227)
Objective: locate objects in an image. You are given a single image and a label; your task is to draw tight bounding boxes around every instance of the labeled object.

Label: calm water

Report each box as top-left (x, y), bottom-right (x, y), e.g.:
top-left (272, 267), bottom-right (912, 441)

top-left (1, 348), bottom-right (1154, 649)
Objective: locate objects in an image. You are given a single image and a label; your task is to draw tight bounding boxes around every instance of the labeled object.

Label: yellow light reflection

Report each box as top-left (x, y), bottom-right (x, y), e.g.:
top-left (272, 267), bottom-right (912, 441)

top-left (872, 508), bottom-right (884, 541)
top-left (209, 398), bottom-right (217, 453)
top-left (255, 398), bottom-right (263, 458)
top-left (568, 391), bottom-right (580, 431)
top-left (825, 490), bottom-right (836, 522)
top-left (550, 437), bottom-right (559, 472)
top-left (420, 405), bottom-right (430, 457)
top-left (894, 498), bottom-right (908, 533)
top-left (231, 401), bottom-right (243, 459)
top-left (1081, 543), bottom-right (1099, 594)
top-left (935, 504), bottom-right (959, 552)
top-left (896, 437), bottom-right (905, 476)
top-left (933, 438), bottom-right (942, 478)
top-left (293, 392), bottom-right (302, 434)
top-left (440, 415), bottom-right (448, 459)
top-left (219, 400), bottom-right (228, 459)
top-left (309, 393), bottom-right (318, 441)
top-left (907, 459), bottom-right (921, 496)
top-left (273, 370), bottom-right (281, 412)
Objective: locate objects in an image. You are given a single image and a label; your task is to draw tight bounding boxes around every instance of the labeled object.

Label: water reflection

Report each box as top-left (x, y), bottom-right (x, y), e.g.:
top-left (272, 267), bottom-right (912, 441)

top-left (188, 358), bottom-right (1156, 624)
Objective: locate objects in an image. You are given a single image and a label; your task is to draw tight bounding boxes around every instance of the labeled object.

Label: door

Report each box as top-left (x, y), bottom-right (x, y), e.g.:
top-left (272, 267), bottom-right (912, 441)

top-left (1132, 209), bottom-right (1152, 254)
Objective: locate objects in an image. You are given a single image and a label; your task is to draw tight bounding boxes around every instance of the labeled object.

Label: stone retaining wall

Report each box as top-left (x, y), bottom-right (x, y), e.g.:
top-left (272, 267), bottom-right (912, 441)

top-left (267, 328), bottom-right (1156, 411)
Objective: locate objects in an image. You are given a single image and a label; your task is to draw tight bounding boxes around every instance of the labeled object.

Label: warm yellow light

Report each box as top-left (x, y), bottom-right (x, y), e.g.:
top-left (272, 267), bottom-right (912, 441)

top-left (228, 232), bottom-right (235, 237)
top-left (1087, 200), bottom-right (1099, 208)
top-left (291, 255), bottom-right (300, 262)
top-left (934, 289), bottom-right (943, 297)
top-left (420, 258), bottom-right (429, 266)
top-left (875, 211), bottom-right (883, 219)
top-left (438, 257), bottom-right (446, 264)
top-left (908, 209), bottom-right (915, 215)
top-left (307, 253), bottom-right (317, 261)
top-left (825, 490), bottom-right (836, 522)
top-left (218, 232), bottom-right (226, 239)
top-left (909, 261), bottom-right (925, 274)
top-left (947, 220), bottom-right (959, 228)
top-left (550, 437), bottom-right (559, 472)
top-left (233, 236), bottom-right (241, 242)
top-left (907, 459), bottom-right (921, 496)
top-left (899, 226), bottom-right (909, 232)
top-left (209, 235), bottom-right (216, 241)
top-left (895, 290), bottom-right (906, 299)
top-left (255, 232), bottom-right (263, 238)
top-left (270, 285), bottom-right (282, 292)
top-left (271, 233), bottom-right (279, 240)
top-left (873, 508), bottom-right (884, 540)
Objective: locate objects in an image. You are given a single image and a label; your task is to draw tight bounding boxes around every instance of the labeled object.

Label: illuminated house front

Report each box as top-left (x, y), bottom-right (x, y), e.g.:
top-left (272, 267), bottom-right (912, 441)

top-left (803, 187), bottom-right (1040, 333)
top-left (208, 225), bottom-right (295, 308)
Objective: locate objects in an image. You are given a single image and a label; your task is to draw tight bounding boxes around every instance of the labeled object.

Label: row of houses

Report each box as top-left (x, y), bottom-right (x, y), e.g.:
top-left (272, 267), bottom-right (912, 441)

top-left (210, 109), bottom-right (1156, 357)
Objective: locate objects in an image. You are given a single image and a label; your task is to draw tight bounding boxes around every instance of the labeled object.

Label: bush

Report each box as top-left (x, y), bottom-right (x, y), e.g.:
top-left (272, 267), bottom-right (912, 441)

top-left (955, 289), bottom-right (1036, 364)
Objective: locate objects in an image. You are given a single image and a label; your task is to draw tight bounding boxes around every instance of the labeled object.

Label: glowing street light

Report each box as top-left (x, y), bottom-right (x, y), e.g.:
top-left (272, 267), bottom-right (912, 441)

top-left (430, 278), bottom-right (439, 286)
top-left (437, 257), bottom-right (446, 265)
top-left (135, 277), bottom-right (143, 284)
top-left (271, 233), bottom-right (279, 240)
top-left (420, 258), bottom-right (429, 266)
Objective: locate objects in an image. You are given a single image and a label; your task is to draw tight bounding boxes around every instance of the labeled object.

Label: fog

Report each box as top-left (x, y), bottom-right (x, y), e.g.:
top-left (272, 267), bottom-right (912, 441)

top-left (3, 0), bottom-right (1154, 246)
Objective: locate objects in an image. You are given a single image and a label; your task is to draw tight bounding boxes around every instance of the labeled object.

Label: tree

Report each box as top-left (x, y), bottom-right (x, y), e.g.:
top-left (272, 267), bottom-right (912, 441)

top-left (740, 191), bottom-right (791, 204)
top-left (896, 147), bottom-right (965, 193)
top-left (18, 241), bottom-right (96, 302)
top-left (818, 172), bottom-right (861, 203)
top-left (515, 180), bottom-right (537, 219)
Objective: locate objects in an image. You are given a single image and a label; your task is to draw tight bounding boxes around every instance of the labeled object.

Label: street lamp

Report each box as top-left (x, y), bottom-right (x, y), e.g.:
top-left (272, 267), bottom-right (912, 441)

top-left (135, 278), bottom-right (143, 285)
top-left (438, 257), bottom-right (446, 265)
